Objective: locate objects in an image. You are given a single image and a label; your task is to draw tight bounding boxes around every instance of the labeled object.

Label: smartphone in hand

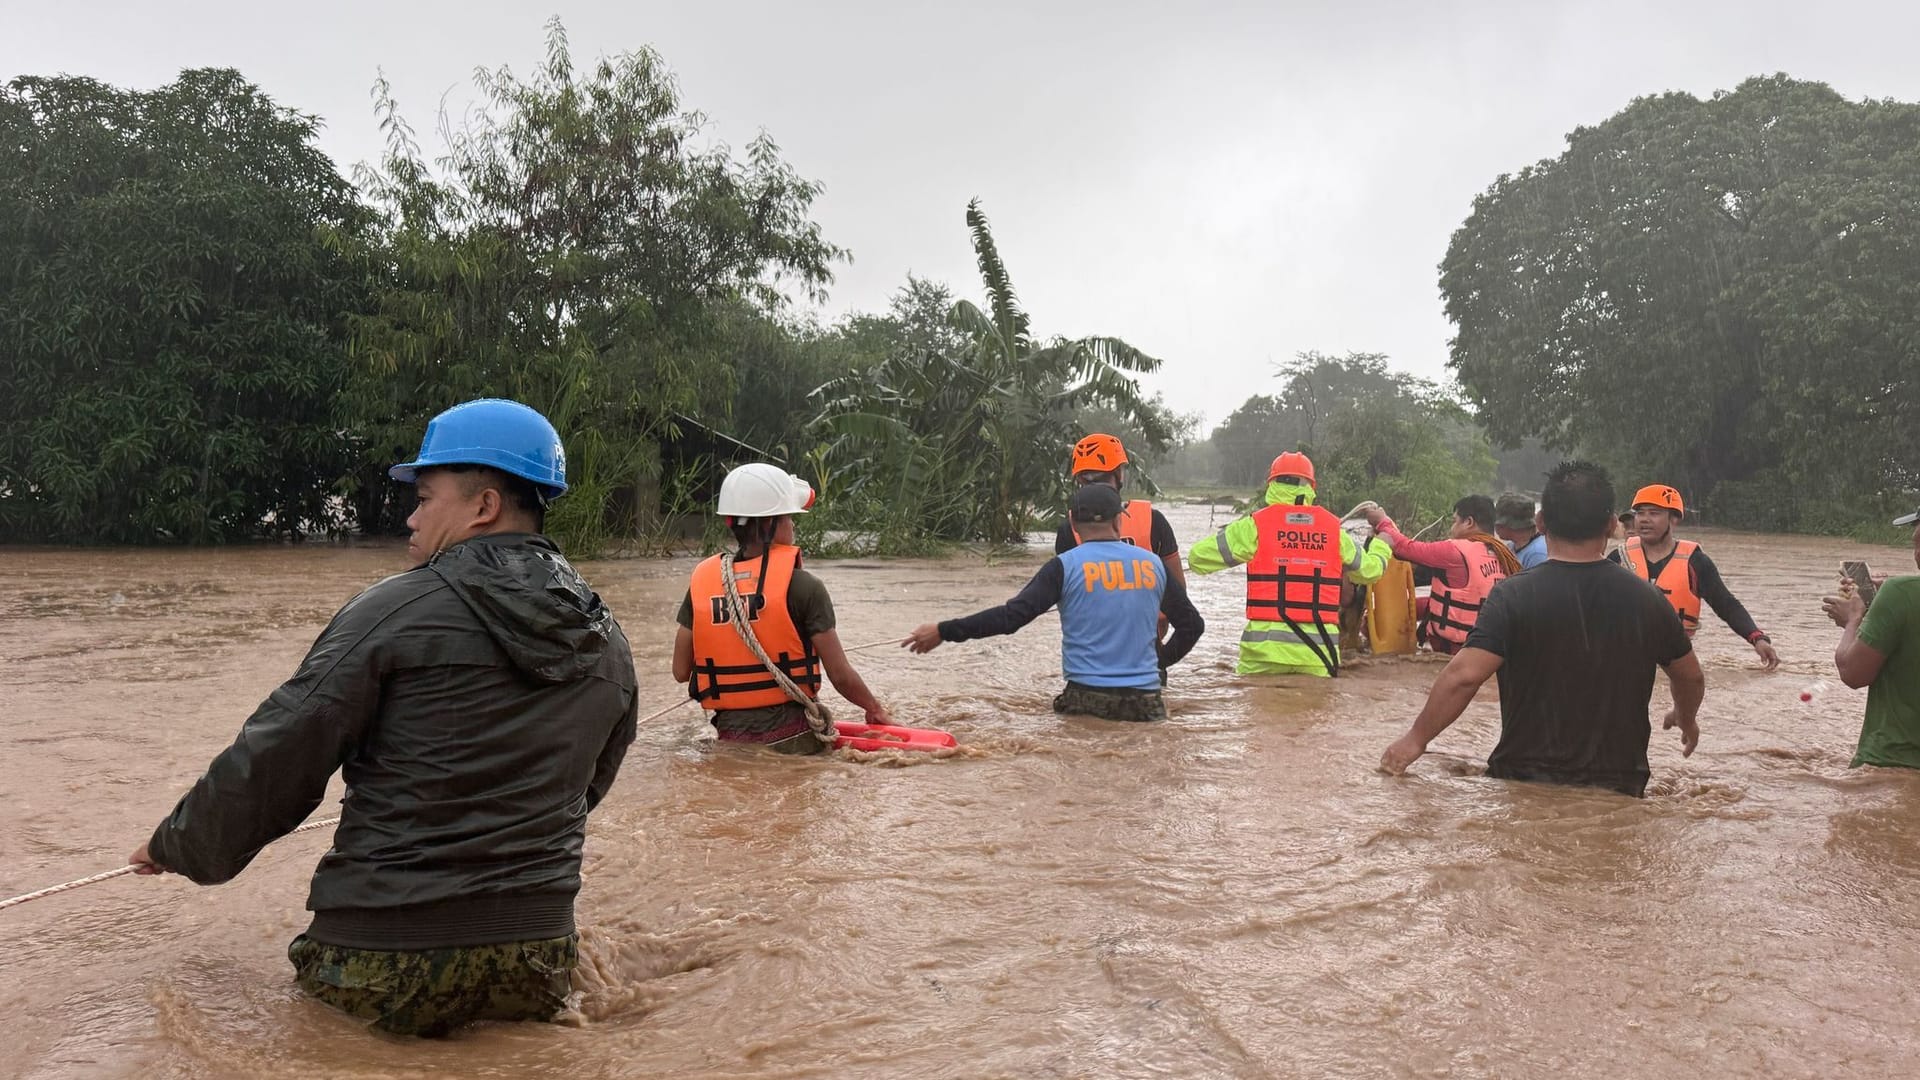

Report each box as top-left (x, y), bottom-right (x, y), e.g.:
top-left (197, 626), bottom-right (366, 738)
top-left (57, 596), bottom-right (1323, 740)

top-left (1842, 560), bottom-right (1879, 608)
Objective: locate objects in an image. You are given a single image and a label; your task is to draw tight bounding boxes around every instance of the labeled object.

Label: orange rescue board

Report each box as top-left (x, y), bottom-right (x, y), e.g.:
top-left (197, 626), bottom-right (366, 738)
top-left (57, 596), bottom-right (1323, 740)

top-left (833, 722), bottom-right (958, 753)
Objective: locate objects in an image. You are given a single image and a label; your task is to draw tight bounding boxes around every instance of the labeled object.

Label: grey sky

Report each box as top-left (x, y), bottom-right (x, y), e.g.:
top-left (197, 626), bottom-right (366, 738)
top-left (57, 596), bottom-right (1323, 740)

top-left (10, 1), bottom-right (1919, 426)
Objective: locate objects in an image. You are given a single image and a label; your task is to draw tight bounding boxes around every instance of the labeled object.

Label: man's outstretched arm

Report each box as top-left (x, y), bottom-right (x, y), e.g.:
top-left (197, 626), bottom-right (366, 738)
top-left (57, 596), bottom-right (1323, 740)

top-left (904, 559), bottom-right (1065, 652)
top-left (1379, 646), bottom-right (1504, 774)
top-left (135, 597), bottom-right (391, 882)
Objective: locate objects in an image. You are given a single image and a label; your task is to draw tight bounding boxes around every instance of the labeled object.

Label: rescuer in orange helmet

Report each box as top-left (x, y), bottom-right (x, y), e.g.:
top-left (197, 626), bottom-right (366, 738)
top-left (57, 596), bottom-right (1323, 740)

top-left (1058, 434), bottom-right (1186, 591)
top-left (1185, 450), bottom-right (1388, 676)
top-left (1612, 483), bottom-right (1779, 671)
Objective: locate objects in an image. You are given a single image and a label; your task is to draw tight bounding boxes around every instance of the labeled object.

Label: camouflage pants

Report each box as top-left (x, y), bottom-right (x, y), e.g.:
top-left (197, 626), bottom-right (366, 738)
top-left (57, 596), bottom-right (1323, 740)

top-left (1052, 681), bottom-right (1169, 723)
top-left (288, 933), bottom-right (576, 1038)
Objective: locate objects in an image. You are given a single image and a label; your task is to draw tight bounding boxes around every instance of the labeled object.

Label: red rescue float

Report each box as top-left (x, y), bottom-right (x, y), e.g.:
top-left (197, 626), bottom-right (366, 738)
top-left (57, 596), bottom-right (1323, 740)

top-left (832, 722), bottom-right (957, 753)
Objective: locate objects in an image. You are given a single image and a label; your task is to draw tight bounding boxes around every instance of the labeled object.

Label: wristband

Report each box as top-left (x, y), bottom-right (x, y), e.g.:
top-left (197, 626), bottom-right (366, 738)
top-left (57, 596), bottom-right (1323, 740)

top-left (1748, 631), bottom-right (1770, 645)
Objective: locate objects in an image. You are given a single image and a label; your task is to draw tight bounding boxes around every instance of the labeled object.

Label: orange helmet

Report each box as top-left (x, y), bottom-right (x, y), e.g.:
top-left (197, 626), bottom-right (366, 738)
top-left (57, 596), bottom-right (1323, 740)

top-left (1631, 484), bottom-right (1684, 519)
top-left (1268, 451), bottom-right (1316, 487)
top-left (1072, 433), bottom-right (1129, 476)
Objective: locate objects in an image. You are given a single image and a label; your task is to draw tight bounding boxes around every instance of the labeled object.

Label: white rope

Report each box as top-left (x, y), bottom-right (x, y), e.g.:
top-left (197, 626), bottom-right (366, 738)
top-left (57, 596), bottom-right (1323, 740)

top-left (641, 638), bottom-right (893, 731)
top-left (721, 552), bottom-right (835, 745)
top-left (7, 630), bottom-right (899, 913)
top-left (0, 815), bottom-right (340, 913)
top-left (639, 698), bottom-right (693, 725)
top-left (841, 638), bottom-right (898, 654)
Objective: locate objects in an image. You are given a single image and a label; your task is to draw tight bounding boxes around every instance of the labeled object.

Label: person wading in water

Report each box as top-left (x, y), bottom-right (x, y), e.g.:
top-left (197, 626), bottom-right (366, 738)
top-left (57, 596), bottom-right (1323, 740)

top-left (673, 463), bottom-right (890, 752)
top-left (904, 483), bottom-right (1204, 721)
top-left (1361, 495), bottom-right (1524, 656)
top-left (1613, 483), bottom-right (1780, 671)
top-left (131, 399), bottom-right (639, 1037)
top-left (1056, 433), bottom-right (1186, 585)
top-left (1186, 450), bottom-right (1388, 677)
top-left (1379, 461), bottom-right (1706, 797)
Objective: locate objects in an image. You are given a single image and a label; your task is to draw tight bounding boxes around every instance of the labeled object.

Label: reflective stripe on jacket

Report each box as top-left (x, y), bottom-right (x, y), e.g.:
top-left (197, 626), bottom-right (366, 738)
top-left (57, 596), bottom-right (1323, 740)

top-left (688, 544), bottom-right (821, 709)
top-left (1188, 500), bottom-right (1386, 677)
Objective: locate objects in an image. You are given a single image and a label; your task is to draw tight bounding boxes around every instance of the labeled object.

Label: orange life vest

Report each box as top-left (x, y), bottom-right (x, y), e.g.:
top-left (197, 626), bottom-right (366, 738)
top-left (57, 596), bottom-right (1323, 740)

top-left (688, 544), bottom-right (821, 710)
top-left (1623, 537), bottom-right (1701, 636)
top-left (1071, 498), bottom-right (1155, 550)
top-left (1244, 503), bottom-right (1345, 626)
top-left (1426, 538), bottom-right (1508, 649)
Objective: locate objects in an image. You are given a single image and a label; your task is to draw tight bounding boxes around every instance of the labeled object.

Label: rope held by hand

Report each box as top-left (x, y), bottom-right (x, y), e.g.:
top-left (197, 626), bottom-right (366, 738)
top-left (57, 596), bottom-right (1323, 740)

top-left (0, 815), bottom-right (341, 913)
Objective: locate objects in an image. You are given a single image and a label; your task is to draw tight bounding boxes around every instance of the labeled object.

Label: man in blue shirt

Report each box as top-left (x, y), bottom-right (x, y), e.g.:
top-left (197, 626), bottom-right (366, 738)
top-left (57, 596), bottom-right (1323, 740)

top-left (903, 484), bottom-right (1204, 721)
top-left (1495, 493), bottom-right (1550, 570)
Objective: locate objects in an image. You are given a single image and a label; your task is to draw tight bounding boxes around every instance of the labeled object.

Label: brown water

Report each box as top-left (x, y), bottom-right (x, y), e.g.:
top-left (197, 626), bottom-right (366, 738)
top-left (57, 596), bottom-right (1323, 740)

top-left (3, 509), bottom-right (1918, 1079)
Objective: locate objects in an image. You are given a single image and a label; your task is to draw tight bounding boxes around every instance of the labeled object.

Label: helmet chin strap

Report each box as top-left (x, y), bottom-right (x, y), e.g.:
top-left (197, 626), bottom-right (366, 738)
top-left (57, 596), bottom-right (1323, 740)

top-left (734, 516), bottom-right (776, 554)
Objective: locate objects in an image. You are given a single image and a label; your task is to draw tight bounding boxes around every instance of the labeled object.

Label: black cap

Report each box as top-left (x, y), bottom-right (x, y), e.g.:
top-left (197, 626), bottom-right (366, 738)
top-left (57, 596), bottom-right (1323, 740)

top-left (1070, 482), bottom-right (1124, 524)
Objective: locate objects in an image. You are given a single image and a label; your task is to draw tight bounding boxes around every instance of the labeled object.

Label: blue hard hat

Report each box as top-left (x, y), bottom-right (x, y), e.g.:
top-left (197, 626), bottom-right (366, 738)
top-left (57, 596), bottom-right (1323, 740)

top-left (389, 398), bottom-right (568, 498)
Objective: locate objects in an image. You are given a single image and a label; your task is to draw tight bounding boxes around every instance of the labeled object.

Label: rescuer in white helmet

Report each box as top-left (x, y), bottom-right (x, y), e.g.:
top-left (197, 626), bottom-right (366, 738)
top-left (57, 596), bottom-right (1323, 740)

top-left (671, 463), bottom-right (891, 752)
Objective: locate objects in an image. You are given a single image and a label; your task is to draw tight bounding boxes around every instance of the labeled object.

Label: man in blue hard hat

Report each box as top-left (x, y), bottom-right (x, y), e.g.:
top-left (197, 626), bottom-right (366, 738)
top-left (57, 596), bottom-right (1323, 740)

top-left (128, 399), bottom-right (639, 1037)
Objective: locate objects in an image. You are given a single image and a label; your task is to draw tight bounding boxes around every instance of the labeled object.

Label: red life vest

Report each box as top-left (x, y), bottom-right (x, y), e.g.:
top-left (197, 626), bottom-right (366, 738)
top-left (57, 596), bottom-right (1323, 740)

top-left (1071, 498), bottom-right (1155, 550)
top-left (1426, 538), bottom-right (1508, 649)
top-left (1623, 537), bottom-right (1701, 636)
top-left (688, 544), bottom-right (821, 710)
top-left (1244, 503), bottom-right (1345, 626)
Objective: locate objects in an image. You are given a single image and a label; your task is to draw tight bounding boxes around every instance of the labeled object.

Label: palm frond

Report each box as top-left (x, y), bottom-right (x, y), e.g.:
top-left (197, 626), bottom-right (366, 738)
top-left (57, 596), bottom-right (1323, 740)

top-left (965, 198), bottom-right (1030, 352)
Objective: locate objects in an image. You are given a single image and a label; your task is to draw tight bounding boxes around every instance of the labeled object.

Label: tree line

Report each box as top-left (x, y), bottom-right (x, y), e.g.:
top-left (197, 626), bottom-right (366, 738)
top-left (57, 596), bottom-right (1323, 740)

top-left (0, 22), bottom-right (1169, 551)
top-left (1441, 74), bottom-right (1919, 534)
top-left (1141, 75), bottom-right (1919, 537)
top-left (3, 33), bottom-right (1911, 550)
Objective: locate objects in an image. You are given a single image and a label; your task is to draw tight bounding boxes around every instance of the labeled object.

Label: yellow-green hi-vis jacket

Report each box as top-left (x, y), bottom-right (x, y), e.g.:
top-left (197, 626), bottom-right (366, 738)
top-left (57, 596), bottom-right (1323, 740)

top-left (1187, 482), bottom-right (1389, 676)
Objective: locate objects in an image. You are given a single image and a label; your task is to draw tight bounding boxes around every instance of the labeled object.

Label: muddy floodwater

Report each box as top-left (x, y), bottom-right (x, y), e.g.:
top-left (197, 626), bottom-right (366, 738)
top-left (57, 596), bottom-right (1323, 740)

top-left (4, 506), bottom-right (1918, 1078)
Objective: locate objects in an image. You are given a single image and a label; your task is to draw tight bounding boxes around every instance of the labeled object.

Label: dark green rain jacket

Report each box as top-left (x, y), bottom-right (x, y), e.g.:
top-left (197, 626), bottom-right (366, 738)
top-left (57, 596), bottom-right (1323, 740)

top-left (147, 534), bottom-right (638, 949)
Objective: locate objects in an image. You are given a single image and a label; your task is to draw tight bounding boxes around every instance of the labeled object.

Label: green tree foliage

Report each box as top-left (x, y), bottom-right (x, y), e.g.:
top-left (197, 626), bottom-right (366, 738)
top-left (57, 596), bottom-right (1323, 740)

top-left (1313, 387), bottom-right (1496, 528)
top-left (1198, 351), bottom-right (1495, 523)
top-left (724, 275), bottom-right (966, 466)
top-left (343, 19), bottom-right (842, 549)
top-left (1071, 396), bottom-right (1198, 493)
top-left (1205, 352), bottom-right (1409, 488)
top-left (1489, 438), bottom-right (1562, 495)
top-left (811, 200), bottom-right (1169, 546)
top-left (0, 70), bottom-right (371, 542)
top-left (1273, 352), bottom-right (1404, 448)
top-left (1442, 75), bottom-right (1920, 529)
top-left (1207, 395), bottom-right (1294, 488)
top-left (837, 274), bottom-right (973, 366)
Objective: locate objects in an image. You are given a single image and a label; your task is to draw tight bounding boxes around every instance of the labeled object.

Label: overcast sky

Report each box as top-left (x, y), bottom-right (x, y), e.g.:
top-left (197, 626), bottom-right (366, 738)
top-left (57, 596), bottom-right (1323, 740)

top-left (9, 1), bottom-right (1920, 426)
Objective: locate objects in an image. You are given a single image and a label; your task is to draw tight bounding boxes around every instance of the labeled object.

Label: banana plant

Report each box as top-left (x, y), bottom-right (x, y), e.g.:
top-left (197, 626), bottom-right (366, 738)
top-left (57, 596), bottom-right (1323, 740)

top-left (809, 200), bottom-right (1170, 545)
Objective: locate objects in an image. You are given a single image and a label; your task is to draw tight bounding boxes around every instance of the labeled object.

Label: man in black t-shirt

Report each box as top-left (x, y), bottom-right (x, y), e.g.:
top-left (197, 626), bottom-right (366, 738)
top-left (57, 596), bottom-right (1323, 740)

top-left (1380, 461), bottom-right (1707, 797)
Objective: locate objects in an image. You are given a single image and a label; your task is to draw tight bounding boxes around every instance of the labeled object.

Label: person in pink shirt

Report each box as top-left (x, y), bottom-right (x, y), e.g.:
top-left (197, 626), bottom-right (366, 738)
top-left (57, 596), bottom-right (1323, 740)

top-left (1360, 495), bottom-right (1524, 654)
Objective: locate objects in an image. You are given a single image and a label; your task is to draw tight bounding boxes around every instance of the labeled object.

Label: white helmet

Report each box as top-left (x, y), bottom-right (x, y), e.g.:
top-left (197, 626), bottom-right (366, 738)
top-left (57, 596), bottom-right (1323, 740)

top-left (717, 463), bottom-right (814, 520)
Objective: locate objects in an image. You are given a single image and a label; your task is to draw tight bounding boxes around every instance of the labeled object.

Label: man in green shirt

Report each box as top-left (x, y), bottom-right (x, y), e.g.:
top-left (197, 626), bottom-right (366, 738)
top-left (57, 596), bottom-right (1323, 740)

top-left (1823, 506), bottom-right (1920, 768)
